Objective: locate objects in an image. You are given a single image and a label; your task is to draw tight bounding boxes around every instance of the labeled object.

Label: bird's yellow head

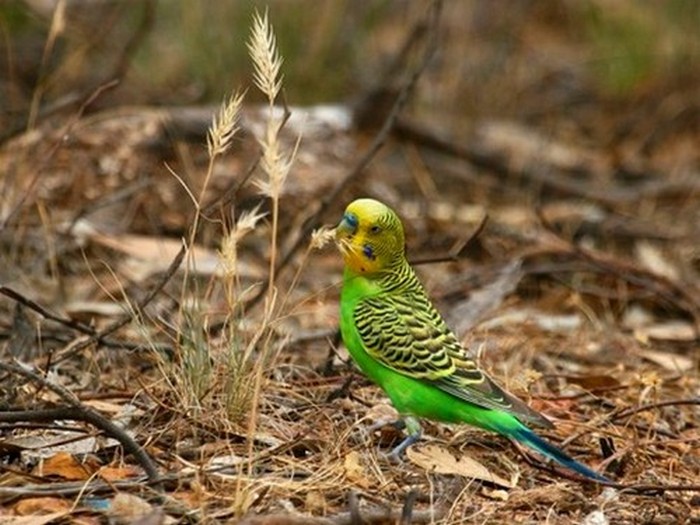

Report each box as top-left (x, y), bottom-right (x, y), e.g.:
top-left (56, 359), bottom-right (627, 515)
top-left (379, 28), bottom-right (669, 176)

top-left (335, 198), bottom-right (406, 275)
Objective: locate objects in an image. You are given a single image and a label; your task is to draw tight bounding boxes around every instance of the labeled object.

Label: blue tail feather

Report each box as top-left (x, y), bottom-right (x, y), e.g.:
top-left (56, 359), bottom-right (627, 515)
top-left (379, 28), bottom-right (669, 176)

top-left (512, 426), bottom-right (610, 483)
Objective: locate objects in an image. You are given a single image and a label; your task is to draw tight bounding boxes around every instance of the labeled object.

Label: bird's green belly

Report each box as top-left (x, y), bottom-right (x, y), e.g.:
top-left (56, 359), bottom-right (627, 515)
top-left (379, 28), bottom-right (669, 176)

top-left (375, 365), bottom-right (502, 430)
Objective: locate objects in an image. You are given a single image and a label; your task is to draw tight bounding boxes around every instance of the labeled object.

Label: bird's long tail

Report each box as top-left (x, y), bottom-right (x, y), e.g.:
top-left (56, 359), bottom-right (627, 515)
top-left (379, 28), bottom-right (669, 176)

top-left (511, 425), bottom-right (610, 483)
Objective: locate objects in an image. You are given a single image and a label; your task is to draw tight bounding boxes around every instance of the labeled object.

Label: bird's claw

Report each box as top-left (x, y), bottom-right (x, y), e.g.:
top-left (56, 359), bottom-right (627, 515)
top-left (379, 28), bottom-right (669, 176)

top-left (364, 416), bottom-right (422, 462)
top-left (382, 448), bottom-right (405, 464)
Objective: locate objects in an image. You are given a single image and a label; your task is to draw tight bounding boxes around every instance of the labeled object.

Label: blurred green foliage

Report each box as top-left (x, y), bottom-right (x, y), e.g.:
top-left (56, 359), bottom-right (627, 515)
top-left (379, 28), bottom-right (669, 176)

top-left (0, 0), bottom-right (698, 119)
top-left (581, 0), bottom-right (700, 95)
top-left (0, 1), bottom-right (33, 29)
top-left (133, 1), bottom-right (392, 104)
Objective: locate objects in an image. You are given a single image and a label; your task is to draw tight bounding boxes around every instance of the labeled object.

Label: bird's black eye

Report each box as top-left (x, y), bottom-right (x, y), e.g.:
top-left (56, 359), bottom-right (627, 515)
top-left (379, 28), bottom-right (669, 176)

top-left (369, 225), bottom-right (381, 234)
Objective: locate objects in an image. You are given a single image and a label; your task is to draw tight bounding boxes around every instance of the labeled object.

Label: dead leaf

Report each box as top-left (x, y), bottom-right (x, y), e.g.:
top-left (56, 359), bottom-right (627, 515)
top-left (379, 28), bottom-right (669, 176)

top-left (64, 300), bottom-right (126, 320)
top-left (565, 375), bottom-right (621, 390)
top-left (343, 451), bottom-right (369, 487)
top-left (2, 512), bottom-right (69, 525)
top-left (34, 451), bottom-right (98, 480)
top-left (634, 321), bottom-right (698, 342)
top-left (479, 308), bottom-right (581, 333)
top-left (638, 348), bottom-right (694, 372)
top-left (407, 444), bottom-right (513, 488)
top-left (109, 493), bottom-right (154, 520)
top-left (14, 497), bottom-right (71, 515)
top-left (13, 430), bottom-right (97, 459)
top-left (130, 509), bottom-right (166, 525)
top-left (475, 121), bottom-right (608, 175)
top-left (99, 465), bottom-right (142, 481)
top-left (481, 487), bottom-right (510, 501)
top-left (305, 491), bottom-right (327, 514)
top-left (365, 402), bottom-right (398, 423)
top-left (635, 241), bottom-right (680, 281)
top-left (88, 230), bottom-right (263, 281)
top-left (81, 399), bottom-right (129, 413)
top-left (449, 260), bottom-right (524, 335)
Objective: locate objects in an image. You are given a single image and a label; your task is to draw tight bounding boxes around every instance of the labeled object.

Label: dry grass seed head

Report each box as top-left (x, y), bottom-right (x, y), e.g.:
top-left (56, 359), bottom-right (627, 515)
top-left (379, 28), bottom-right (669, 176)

top-left (207, 90), bottom-right (245, 158)
top-left (248, 8), bottom-right (283, 104)
top-left (311, 226), bottom-right (336, 250)
top-left (253, 127), bottom-right (292, 198)
top-left (219, 204), bottom-right (267, 278)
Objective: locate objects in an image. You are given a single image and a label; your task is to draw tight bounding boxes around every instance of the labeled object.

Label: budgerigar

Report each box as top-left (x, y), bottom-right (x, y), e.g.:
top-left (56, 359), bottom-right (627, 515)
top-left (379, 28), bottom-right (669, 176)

top-left (335, 198), bottom-right (609, 482)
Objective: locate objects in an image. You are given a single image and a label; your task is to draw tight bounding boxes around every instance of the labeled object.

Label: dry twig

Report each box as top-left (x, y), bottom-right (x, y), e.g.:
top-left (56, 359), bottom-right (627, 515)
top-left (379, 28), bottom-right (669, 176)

top-left (0, 361), bottom-right (162, 487)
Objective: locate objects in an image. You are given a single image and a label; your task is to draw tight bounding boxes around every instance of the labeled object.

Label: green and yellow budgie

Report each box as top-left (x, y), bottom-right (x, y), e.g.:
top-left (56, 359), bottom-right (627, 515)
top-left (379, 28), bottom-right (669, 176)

top-left (335, 198), bottom-right (609, 482)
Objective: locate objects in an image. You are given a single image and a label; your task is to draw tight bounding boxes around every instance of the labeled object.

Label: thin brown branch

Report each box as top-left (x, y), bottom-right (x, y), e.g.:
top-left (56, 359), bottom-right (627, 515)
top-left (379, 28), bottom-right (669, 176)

top-left (109, 0), bottom-right (156, 81)
top-left (0, 287), bottom-right (172, 357)
top-left (401, 489), bottom-right (419, 525)
top-left (0, 286), bottom-right (95, 336)
top-left (201, 151), bottom-right (262, 219)
top-left (411, 213), bottom-right (488, 266)
top-left (0, 361), bottom-right (162, 488)
top-left (54, 241), bottom-right (186, 364)
top-left (611, 398), bottom-right (700, 421)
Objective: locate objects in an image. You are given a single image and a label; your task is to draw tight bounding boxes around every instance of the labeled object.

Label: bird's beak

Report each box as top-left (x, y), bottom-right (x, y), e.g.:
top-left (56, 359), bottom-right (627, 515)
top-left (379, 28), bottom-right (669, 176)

top-left (335, 216), bottom-right (356, 241)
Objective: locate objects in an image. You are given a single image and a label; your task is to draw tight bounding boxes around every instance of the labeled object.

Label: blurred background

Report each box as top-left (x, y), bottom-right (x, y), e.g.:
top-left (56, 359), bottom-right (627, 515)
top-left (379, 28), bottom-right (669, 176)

top-left (1, 0), bottom-right (699, 353)
top-left (2, 0), bottom-right (699, 134)
top-left (1, 3), bottom-right (700, 521)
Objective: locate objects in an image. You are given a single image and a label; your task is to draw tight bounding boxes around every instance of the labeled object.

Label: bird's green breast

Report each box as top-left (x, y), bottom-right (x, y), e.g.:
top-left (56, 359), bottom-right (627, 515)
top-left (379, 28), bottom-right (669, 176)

top-left (339, 269), bottom-right (386, 384)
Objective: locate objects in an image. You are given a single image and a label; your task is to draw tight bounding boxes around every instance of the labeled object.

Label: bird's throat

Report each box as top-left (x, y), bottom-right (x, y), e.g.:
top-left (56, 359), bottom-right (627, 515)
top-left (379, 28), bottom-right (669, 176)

top-left (343, 250), bottom-right (382, 275)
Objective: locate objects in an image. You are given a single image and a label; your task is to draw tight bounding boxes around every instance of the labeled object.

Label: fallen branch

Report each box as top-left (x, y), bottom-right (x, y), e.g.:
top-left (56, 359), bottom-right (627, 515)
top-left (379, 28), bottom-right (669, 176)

top-left (0, 361), bottom-right (162, 488)
top-left (612, 398), bottom-right (700, 421)
top-left (532, 207), bottom-right (700, 325)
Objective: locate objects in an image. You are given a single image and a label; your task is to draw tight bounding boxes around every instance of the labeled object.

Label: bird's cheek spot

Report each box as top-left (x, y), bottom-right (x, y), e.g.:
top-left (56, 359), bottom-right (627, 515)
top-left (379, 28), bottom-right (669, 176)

top-left (363, 245), bottom-right (376, 260)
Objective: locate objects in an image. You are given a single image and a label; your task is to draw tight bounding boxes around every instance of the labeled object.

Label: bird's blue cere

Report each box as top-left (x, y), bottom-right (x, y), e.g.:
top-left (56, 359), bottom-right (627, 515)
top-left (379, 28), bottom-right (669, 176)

top-left (342, 212), bottom-right (359, 232)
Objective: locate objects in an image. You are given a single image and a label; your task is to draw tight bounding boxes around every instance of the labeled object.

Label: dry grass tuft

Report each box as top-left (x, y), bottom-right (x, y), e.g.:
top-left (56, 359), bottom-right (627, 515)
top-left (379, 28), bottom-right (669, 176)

top-left (153, 9), bottom-right (309, 515)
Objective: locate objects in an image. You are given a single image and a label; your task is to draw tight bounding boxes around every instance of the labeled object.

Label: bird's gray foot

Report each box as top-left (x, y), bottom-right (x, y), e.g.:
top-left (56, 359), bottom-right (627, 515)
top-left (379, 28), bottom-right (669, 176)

top-left (385, 416), bottom-right (422, 462)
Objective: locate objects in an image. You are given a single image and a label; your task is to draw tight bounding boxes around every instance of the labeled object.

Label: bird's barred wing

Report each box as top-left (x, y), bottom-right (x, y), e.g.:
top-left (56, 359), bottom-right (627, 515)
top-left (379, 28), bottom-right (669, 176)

top-left (354, 293), bottom-right (553, 428)
top-left (354, 293), bottom-right (476, 380)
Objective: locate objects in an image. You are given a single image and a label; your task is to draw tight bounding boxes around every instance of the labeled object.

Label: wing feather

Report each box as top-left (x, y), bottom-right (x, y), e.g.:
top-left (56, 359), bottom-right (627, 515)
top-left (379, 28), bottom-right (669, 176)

top-left (354, 290), bottom-right (553, 428)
